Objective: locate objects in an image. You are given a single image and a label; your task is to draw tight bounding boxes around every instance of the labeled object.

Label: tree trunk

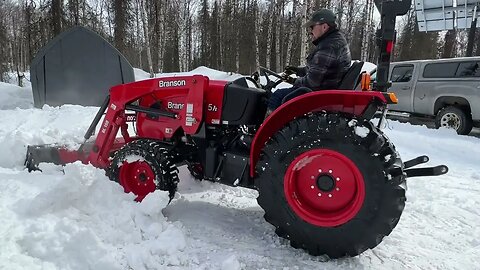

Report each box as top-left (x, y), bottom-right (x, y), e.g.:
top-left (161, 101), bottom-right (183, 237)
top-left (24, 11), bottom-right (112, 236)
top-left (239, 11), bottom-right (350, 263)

top-left (274, 0), bottom-right (282, 71)
top-left (300, 0), bottom-right (308, 65)
top-left (113, 0), bottom-right (127, 55)
top-left (443, 29), bottom-right (456, 58)
top-left (286, 0), bottom-right (298, 65)
top-left (51, 0), bottom-right (63, 36)
top-left (265, 1), bottom-right (275, 69)
top-left (345, 0), bottom-right (354, 42)
top-left (140, 0), bottom-right (153, 77)
top-left (336, 0), bottom-right (344, 30)
top-left (254, 0), bottom-right (260, 69)
top-left (68, 0), bottom-right (79, 25)
top-left (134, 0), bottom-right (142, 69)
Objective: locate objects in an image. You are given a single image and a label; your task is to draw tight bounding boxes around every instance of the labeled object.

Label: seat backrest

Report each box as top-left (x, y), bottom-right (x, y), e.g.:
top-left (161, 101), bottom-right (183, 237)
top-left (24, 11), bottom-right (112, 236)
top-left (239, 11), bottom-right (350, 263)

top-left (338, 61), bottom-right (365, 90)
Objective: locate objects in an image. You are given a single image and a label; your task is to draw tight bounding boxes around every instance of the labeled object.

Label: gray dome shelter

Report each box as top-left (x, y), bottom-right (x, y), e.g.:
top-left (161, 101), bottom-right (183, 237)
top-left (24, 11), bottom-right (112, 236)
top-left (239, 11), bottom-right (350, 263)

top-left (30, 26), bottom-right (135, 108)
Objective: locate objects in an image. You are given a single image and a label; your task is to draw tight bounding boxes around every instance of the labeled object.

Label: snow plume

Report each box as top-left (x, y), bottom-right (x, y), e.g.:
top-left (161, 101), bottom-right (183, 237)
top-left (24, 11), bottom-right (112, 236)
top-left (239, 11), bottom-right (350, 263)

top-left (6, 163), bottom-right (187, 270)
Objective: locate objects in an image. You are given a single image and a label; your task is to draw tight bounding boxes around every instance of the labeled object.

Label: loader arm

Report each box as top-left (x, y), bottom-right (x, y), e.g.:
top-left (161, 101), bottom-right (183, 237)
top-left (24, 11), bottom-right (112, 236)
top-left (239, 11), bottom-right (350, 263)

top-left (25, 75), bottom-right (208, 171)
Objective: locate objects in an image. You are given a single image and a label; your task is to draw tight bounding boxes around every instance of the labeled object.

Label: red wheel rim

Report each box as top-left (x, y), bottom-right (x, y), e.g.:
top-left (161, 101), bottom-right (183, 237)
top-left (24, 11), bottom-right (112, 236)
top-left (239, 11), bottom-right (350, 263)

top-left (119, 160), bottom-right (156, 201)
top-left (284, 149), bottom-right (365, 227)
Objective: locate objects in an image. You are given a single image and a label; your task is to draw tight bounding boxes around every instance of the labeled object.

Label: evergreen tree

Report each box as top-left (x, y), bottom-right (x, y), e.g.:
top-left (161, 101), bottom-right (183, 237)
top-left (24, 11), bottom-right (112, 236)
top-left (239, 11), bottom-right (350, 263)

top-left (397, 10), bottom-right (440, 61)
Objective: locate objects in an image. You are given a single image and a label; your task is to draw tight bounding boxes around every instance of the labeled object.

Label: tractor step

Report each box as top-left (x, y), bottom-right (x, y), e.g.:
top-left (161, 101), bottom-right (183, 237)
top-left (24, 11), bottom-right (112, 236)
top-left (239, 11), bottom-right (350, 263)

top-left (402, 155), bottom-right (448, 178)
top-left (405, 165), bottom-right (448, 177)
top-left (404, 155), bottom-right (429, 169)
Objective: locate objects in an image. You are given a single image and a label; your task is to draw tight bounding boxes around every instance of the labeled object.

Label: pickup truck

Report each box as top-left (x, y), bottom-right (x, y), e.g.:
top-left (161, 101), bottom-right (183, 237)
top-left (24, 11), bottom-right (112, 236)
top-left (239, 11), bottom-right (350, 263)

top-left (371, 57), bottom-right (480, 135)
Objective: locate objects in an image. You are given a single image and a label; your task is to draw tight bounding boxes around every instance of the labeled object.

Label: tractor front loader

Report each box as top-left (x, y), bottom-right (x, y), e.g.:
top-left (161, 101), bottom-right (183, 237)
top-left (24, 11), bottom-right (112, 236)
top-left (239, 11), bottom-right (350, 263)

top-left (25, 0), bottom-right (448, 258)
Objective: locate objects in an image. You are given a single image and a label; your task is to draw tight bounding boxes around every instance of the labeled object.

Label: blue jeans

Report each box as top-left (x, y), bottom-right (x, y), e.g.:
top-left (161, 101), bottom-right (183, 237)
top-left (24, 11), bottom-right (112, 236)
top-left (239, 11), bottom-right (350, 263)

top-left (268, 87), bottom-right (295, 110)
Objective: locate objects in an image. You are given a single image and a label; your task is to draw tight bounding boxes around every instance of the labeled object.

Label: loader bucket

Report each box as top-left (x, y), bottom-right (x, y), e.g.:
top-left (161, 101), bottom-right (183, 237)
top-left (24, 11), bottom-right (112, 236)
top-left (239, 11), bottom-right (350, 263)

top-left (24, 96), bottom-right (108, 172)
top-left (24, 144), bottom-right (89, 172)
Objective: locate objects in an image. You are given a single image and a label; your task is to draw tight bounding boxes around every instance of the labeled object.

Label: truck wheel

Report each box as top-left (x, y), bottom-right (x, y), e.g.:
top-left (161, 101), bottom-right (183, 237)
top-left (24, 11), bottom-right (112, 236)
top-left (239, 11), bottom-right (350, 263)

top-left (255, 113), bottom-right (406, 258)
top-left (108, 139), bottom-right (179, 202)
top-left (435, 106), bottom-right (473, 135)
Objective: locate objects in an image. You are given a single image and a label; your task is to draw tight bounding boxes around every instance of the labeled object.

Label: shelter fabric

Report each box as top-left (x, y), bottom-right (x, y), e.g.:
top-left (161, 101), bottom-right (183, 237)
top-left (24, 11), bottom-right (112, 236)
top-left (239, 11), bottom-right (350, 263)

top-left (30, 26), bottom-right (134, 108)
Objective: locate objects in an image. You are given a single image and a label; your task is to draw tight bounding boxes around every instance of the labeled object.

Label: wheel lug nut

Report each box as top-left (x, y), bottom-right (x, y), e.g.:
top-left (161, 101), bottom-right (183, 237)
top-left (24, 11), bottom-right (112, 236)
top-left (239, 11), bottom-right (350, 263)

top-left (318, 169), bottom-right (322, 173)
top-left (328, 170), bottom-right (333, 173)
top-left (328, 194), bottom-right (332, 198)
top-left (336, 177), bottom-right (340, 181)
top-left (311, 185), bottom-right (314, 189)
top-left (336, 187), bottom-right (340, 191)
top-left (317, 193), bottom-right (322, 197)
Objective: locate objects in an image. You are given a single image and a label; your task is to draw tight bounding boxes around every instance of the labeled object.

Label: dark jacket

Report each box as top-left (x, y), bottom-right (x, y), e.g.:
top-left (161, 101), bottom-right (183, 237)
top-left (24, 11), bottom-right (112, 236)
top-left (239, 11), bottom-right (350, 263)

top-left (294, 28), bottom-right (351, 90)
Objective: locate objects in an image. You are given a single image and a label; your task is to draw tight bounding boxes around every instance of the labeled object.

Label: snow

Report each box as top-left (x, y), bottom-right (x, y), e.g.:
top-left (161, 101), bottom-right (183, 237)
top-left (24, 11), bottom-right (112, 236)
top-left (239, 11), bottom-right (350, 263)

top-left (135, 66), bottom-right (244, 82)
top-left (348, 119), bottom-right (370, 138)
top-left (0, 68), bottom-right (479, 270)
top-left (351, 60), bottom-right (376, 73)
top-left (121, 155), bottom-right (146, 165)
top-left (354, 126), bottom-right (370, 138)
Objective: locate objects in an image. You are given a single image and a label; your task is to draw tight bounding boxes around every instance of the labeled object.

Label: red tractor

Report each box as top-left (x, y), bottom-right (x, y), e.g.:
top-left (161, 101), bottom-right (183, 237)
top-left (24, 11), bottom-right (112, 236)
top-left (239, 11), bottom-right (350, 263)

top-left (25, 0), bottom-right (447, 258)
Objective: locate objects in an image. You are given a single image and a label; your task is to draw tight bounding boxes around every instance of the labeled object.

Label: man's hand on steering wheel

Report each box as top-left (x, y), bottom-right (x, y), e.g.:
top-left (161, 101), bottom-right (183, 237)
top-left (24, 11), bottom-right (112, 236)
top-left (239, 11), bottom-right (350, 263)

top-left (281, 73), bottom-right (296, 85)
top-left (284, 65), bottom-right (298, 75)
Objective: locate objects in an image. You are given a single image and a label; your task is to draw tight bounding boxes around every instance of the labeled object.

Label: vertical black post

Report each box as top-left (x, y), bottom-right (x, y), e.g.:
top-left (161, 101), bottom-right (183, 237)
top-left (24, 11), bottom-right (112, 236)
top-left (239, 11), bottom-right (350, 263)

top-left (374, 8), bottom-right (396, 92)
top-left (373, 0), bottom-right (411, 92)
top-left (466, 6), bottom-right (478, 57)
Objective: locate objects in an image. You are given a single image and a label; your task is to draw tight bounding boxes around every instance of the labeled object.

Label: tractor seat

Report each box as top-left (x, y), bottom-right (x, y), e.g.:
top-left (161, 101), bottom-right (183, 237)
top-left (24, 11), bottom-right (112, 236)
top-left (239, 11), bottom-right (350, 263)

top-left (280, 61), bottom-right (365, 104)
top-left (338, 61), bottom-right (365, 90)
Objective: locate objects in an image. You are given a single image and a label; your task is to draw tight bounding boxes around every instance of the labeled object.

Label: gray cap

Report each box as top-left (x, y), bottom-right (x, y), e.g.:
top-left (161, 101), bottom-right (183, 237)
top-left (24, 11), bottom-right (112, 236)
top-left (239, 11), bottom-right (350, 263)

top-left (304, 9), bottom-right (336, 28)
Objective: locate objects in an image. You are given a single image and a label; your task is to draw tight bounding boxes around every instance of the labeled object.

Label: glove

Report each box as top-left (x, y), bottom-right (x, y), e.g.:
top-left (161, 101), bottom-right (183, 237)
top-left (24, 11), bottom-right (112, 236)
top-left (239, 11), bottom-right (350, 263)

top-left (283, 74), bottom-right (296, 85)
top-left (285, 66), bottom-right (307, 77)
top-left (284, 65), bottom-right (300, 75)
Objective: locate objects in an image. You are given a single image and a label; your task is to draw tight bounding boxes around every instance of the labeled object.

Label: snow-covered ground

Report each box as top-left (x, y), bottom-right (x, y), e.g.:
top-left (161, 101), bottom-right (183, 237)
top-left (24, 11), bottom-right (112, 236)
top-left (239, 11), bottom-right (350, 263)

top-left (0, 68), bottom-right (478, 270)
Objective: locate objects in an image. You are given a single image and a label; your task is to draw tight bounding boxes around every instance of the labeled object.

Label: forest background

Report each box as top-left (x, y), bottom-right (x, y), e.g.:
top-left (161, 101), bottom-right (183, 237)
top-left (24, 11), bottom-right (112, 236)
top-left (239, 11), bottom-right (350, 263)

top-left (0, 0), bottom-right (472, 82)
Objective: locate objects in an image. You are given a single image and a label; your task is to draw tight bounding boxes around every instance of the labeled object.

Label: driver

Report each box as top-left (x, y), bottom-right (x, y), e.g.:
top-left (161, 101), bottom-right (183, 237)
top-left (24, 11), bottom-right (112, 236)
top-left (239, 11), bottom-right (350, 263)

top-left (267, 9), bottom-right (352, 114)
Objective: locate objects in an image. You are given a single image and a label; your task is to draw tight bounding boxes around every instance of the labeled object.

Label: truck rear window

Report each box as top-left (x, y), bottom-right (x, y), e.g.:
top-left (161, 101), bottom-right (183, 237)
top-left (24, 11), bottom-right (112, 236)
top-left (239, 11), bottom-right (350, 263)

top-left (456, 62), bottom-right (480, 77)
top-left (423, 63), bottom-right (458, 78)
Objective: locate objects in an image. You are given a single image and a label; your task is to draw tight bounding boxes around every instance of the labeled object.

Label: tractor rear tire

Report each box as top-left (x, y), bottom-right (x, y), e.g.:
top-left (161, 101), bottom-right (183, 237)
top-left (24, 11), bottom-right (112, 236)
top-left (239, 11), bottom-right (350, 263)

top-left (255, 112), bottom-right (406, 258)
top-left (108, 139), bottom-right (179, 202)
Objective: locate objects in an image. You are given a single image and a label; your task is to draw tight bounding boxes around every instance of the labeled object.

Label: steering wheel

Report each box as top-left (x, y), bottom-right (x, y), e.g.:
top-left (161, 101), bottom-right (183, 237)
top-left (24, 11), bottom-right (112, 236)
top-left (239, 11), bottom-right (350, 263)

top-left (245, 76), bottom-right (261, 88)
top-left (251, 66), bottom-right (289, 93)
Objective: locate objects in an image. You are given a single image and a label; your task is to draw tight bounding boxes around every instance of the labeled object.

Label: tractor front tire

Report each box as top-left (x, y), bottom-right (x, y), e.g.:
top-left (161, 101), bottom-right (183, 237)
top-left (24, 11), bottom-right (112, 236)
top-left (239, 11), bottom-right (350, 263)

top-left (108, 139), bottom-right (179, 202)
top-left (255, 112), bottom-right (406, 258)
